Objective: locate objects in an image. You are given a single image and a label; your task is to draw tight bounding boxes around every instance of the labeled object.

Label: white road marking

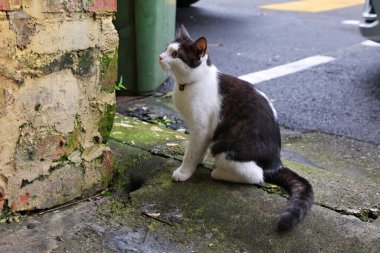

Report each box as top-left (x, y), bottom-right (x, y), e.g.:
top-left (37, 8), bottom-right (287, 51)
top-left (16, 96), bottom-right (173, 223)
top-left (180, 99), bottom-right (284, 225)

top-left (361, 40), bottom-right (380, 47)
top-left (239, 55), bottom-right (336, 84)
top-left (342, 20), bottom-right (360, 25)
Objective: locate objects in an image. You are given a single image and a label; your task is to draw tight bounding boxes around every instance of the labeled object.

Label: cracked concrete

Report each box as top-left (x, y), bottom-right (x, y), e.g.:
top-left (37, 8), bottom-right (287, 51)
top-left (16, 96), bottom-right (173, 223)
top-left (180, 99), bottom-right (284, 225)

top-left (0, 108), bottom-right (379, 252)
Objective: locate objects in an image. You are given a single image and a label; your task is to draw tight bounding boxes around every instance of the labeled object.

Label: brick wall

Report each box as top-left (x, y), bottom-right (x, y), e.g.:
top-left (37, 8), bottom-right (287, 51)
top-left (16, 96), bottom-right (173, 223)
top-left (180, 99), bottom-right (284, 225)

top-left (0, 0), bottom-right (117, 12)
top-left (0, 0), bottom-right (118, 214)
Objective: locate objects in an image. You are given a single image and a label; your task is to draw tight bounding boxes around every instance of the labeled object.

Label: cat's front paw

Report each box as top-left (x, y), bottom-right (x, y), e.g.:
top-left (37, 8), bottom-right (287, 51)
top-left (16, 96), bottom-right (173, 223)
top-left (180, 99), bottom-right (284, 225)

top-left (172, 168), bottom-right (193, 182)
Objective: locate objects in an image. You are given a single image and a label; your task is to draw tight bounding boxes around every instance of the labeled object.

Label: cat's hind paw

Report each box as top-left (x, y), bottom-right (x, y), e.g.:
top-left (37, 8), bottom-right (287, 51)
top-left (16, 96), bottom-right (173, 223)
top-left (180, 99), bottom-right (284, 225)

top-left (172, 168), bottom-right (193, 182)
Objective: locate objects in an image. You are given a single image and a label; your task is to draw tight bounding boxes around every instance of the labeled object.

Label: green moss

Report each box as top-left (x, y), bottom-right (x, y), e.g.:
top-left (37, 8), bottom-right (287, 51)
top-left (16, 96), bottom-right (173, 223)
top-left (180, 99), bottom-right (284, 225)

top-left (15, 51), bottom-right (75, 77)
top-left (97, 157), bottom-right (113, 187)
top-left (26, 148), bottom-right (36, 161)
top-left (67, 128), bottom-right (81, 151)
top-left (65, 114), bottom-right (84, 152)
top-left (108, 199), bottom-right (133, 219)
top-left (111, 159), bottom-right (130, 190)
top-left (98, 104), bottom-right (116, 142)
top-left (21, 179), bottom-right (29, 188)
top-left (100, 51), bottom-right (118, 92)
top-left (110, 115), bottom-right (187, 150)
top-left (112, 151), bottom-right (149, 190)
top-left (0, 200), bottom-right (11, 219)
top-left (0, 11), bottom-right (7, 20)
top-left (147, 221), bottom-right (159, 232)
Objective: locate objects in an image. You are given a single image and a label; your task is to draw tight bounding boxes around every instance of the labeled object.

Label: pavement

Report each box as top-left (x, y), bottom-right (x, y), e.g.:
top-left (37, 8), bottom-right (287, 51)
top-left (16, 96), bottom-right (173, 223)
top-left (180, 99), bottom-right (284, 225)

top-left (0, 95), bottom-right (379, 253)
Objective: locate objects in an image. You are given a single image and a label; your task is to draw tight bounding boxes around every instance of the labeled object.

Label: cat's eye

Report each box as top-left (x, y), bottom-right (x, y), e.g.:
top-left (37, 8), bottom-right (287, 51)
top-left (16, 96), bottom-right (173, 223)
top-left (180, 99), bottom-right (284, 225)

top-left (172, 51), bottom-right (178, 58)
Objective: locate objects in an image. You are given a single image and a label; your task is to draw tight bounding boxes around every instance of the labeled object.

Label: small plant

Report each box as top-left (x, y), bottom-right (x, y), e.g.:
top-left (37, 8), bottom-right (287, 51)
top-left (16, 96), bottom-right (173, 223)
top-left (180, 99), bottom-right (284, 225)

top-left (100, 188), bottom-right (112, 197)
top-left (0, 200), bottom-right (12, 222)
top-left (148, 117), bottom-right (176, 127)
top-left (114, 76), bottom-right (127, 91)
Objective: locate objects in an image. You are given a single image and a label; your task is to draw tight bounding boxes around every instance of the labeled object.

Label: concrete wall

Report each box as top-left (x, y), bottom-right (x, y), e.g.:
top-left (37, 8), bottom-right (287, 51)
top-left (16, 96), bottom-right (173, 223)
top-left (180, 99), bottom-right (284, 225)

top-left (0, 0), bottom-right (118, 214)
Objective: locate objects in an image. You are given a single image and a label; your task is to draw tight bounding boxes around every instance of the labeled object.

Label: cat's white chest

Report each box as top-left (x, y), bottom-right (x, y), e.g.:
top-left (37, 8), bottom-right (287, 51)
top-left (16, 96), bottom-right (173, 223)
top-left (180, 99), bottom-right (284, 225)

top-left (173, 73), bottom-right (221, 134)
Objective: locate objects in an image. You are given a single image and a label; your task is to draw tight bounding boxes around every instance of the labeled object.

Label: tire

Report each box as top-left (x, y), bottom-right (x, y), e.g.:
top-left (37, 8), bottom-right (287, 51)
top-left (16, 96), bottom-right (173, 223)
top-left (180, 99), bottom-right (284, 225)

top-left (177, 0), bottom-right (200, 8)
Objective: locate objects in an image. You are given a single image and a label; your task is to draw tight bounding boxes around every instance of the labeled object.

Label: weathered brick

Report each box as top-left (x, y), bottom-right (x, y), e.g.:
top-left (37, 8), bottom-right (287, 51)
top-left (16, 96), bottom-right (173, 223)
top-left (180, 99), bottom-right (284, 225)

top-left (1, 0), bottom-right (118, 215)
top-left (63, 0), bottom-right (83, 12)
top-left (42, 0), bottom-right (64, 13)
top-left (0, 0), bottom-right (9, 10)
top-left (37, 0), bottom-right (117, 13)
top-left (0, 0), bottom-right (21, 10)
top-left (83, 0), bottom-right (117, 13)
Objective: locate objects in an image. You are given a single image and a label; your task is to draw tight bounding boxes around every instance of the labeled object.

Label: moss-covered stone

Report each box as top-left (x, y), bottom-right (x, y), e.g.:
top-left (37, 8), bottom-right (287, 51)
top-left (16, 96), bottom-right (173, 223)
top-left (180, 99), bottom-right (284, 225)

top-left (15, 47), bottom-right (117, 81)
top-left (15, 51), bottom-right (76, 77)
top-left (108, 199), bottom-right (134, 219)
top-left (110, 114), bottom-right (187, 151)
top-left (98, 104), bottom-right (115, 142)
top-left (82, 153), bottom-right (113, 197)
top-left (107, 115), bottom-right (380, 229)
top-left (76, 48), bottom-right (98, 77)
top-left (67, 126), bottom-right (81, 151)
top-left (99, 50), bottom-right (118, 92)
top-left (108, 138), bottom-right (172, 191)
top-left (0, 11), bottom-right (7, 20)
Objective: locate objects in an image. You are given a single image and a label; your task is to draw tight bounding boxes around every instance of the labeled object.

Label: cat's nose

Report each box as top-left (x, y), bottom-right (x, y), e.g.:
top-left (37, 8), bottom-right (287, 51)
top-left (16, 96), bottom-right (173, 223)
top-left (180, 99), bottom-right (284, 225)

top-left (159, 55), bottom-right (163, 61)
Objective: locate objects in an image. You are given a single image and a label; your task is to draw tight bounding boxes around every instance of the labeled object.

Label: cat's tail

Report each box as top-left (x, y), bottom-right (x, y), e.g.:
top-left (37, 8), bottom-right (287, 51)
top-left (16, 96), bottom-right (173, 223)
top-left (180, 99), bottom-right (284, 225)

top-left (264, 165), bottom-right (314, 232)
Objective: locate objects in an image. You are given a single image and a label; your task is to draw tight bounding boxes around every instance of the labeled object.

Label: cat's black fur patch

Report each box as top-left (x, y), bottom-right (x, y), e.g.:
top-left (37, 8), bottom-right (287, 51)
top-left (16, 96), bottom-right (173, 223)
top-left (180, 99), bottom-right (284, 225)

top-left (177, 40), bottom-right (203, 69)
top-left (175, 25), bottom-right (207, 69)
top-left (211, 73), bottom-right (313, 232)
top-left (211, 74), bottom-right (281, 171)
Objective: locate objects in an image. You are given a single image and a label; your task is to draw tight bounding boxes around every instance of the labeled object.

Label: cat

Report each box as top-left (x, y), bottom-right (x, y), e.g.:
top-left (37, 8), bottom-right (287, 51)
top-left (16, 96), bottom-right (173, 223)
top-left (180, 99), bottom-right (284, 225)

top-left (158, 25), bottom-right (314, 232)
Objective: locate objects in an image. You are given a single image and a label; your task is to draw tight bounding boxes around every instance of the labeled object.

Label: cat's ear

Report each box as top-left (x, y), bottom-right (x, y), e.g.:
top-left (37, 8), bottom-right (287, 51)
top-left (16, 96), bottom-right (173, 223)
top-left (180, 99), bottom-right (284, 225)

top-left (176, 24), bottom-right (191, 41)
top-left (193, 37), bottom-right (207, 57)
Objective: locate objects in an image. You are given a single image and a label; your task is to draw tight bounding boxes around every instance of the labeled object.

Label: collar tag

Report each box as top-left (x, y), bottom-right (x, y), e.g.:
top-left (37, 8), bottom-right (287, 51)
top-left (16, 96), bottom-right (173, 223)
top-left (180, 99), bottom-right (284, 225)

top-left (179, 83), bottom-right (186, 91)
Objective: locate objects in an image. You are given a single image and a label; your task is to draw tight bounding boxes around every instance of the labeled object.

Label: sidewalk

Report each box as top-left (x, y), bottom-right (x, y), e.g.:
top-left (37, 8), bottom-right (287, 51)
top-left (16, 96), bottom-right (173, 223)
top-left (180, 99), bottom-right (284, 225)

top-left (0, 96), bottom-right (379, 253)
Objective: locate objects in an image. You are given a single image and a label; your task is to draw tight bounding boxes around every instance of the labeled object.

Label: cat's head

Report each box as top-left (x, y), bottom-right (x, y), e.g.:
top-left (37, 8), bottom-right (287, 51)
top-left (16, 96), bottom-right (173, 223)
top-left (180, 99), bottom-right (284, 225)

top-left (159, 25), bottom-right (210, 81)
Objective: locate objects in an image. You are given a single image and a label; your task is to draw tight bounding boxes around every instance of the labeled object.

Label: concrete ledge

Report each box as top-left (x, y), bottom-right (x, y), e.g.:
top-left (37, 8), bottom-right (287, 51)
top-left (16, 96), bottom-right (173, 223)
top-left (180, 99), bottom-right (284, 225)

top-left (0, 113), bottom-right (379, 252)
top-left (106, 114), bottom-right (380, 252)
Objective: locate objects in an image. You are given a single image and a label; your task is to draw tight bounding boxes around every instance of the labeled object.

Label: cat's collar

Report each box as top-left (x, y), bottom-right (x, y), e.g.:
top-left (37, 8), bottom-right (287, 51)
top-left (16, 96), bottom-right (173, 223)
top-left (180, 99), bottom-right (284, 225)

top-left (178, 83), bottom-right (190, 91)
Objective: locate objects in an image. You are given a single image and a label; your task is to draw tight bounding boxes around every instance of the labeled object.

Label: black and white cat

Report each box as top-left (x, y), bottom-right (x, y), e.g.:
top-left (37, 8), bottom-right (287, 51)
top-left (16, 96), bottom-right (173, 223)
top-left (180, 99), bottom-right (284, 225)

top-left (159, 25), bottom-right (314, 232)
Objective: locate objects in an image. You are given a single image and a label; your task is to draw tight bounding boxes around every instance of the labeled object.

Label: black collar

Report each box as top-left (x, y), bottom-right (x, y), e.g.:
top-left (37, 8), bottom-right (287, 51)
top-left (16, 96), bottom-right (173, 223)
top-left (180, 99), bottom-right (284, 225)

top-left (178, 83), bottom-right (187, 91)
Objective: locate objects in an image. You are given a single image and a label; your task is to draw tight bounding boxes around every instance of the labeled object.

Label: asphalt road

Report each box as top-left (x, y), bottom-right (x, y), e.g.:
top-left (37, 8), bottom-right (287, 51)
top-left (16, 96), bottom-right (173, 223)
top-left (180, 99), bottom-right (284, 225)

top-left (176, 0), bottom-right (380, 145)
